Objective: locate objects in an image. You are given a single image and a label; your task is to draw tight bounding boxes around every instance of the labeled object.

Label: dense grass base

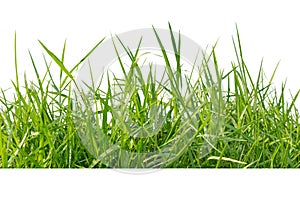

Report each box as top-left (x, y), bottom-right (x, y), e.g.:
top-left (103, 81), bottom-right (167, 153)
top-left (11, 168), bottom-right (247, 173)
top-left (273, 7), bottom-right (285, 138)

top-left (0, 25), bottom-right (299, 168)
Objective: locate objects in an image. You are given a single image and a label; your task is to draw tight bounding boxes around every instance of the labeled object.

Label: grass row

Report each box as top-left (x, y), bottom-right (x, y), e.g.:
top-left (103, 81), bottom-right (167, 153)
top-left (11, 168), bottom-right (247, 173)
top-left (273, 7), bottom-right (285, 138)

top-left (0, 25), bottom-right (299, 168)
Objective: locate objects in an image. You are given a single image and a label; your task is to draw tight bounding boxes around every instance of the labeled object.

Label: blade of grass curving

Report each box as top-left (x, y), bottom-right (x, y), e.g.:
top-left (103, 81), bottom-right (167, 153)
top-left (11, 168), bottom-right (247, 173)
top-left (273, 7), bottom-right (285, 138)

top-left (39, 40), bottom-right (74, 80)
top-left (111, 35), bottom-right (128, 79)
top-left (263, 61), bottom-right (280, 99)
top-left (29, 51), bottom-right (44, 94)
top-left (14, 32), bottom-right (20, 90)
top-left (168, 22), bottom-right (182, 84)
top-left (72, 37), bottom-right (106, 72)
top-left (115, 35), bottom-right (146, 86)
top-left (61, 39), bottom-right (67, 64)
top-left (287, 89), bottom-right (300, 115)
top-left (152, 25), bottom-right (183, 106)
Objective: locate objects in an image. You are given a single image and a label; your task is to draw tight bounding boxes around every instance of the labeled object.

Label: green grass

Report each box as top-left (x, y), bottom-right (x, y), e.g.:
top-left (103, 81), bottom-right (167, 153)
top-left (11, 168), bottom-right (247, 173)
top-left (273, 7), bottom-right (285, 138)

top-left (0, 24), bottom-right (299, 168)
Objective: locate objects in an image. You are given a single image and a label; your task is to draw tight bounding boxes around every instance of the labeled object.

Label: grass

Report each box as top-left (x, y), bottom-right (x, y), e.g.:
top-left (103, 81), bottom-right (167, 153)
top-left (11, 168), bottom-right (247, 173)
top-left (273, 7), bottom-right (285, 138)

top-left (0, 24), bottom-right (299, 168)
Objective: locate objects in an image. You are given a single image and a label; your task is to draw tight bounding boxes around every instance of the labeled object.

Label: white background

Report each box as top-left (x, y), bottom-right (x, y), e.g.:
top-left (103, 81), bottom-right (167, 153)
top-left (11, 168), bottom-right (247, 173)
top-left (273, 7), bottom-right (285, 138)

top-left (0, 0), bottom-right (299, 199)
top-left (1, 0), bottom-right (300, 97)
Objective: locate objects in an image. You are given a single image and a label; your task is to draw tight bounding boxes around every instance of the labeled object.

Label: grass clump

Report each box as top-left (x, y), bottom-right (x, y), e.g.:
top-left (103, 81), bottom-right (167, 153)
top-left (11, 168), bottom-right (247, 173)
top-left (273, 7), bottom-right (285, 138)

top-left (0, 25), bottom-right (299, 168)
